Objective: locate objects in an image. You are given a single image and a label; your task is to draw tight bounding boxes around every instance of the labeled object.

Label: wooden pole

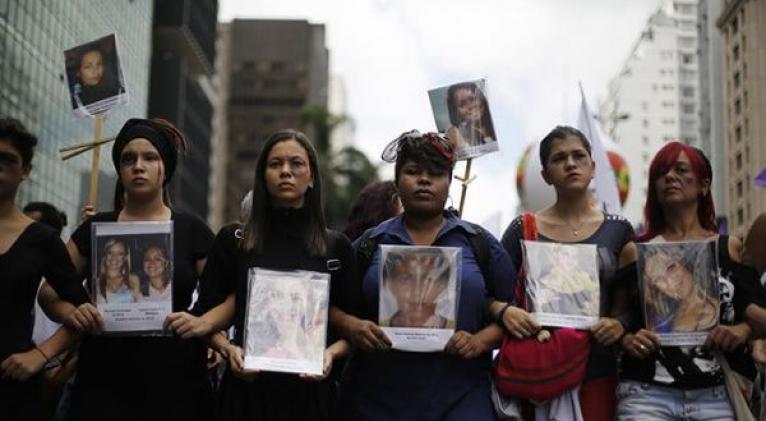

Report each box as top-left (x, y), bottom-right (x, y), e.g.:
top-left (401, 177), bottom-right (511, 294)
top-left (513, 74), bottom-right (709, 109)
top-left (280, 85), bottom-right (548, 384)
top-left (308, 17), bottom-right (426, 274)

top-left (88, 114), bottom-right (104, 208)
top-left (457, 158), bottom-right (473, 217)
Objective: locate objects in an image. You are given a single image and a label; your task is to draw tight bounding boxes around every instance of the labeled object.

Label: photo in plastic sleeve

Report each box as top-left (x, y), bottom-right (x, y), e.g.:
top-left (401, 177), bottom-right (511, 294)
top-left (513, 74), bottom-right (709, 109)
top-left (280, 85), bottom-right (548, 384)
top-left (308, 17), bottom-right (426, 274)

top-left (63, 33), bottom-right (128, 117)
top-left (522, 241), bottom-right (600, 329)
top-left (243, 268), bottom-right (329, 375)
top-left (637, 240), bottom-right (719, 346)
top-left (379, 245), bottom-right (461, 352)
top-left (428, 78), bottom-right (499, 160)
top-left (91, 221), bottom-right (173, 334)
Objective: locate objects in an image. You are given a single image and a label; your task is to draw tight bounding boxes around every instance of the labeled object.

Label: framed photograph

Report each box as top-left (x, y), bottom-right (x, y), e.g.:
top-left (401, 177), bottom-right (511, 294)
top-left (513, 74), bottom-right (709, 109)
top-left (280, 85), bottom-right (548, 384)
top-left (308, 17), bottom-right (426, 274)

top-left (637, 241), bottom-right (719, 346)
top-left (91, 222), bottom-right (173, 335)
top-left (64, 34), bottom-right (128, 117)
top-left (379, 245), bottom-right (461, 352)
top-left (522, 241), bottom-right (600, 329)
top-left (243, 268), bottom-right (330, 375)
top-left (428, 78), bottom-right (499, 160)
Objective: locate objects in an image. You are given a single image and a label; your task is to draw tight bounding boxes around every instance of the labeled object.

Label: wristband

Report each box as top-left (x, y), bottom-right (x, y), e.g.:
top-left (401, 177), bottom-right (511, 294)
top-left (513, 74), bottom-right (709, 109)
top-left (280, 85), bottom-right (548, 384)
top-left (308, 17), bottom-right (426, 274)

top-left (496, 303), bottom-right (512, 322)
top-left (34, 347), bottom-right (49, 362)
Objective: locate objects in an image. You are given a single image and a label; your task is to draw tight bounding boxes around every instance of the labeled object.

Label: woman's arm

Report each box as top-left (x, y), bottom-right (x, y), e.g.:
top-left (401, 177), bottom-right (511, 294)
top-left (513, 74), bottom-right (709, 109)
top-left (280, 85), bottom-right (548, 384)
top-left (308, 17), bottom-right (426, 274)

top-left (166, 293), bottom-right (236, 338)
top-left (0, 326), bottom-right (80, 381)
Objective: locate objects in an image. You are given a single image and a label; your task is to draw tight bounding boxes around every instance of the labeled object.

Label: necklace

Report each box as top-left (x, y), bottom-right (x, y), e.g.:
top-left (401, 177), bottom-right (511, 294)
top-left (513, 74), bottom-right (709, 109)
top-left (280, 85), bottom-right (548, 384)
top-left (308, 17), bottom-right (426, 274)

top-left (565, 219), bottom-right (586, 237)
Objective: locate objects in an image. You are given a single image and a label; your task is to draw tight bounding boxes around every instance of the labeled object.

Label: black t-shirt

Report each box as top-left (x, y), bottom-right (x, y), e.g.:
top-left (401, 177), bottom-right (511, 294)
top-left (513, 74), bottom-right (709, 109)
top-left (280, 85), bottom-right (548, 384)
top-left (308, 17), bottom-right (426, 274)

top-left (620, 235), bottom-right (765, 389)
top-left (0, 222), bottom-right (89, 363)
top-left (69, 211), bottom-right (213, 388)
top-left (193, 207), bottom-right (356, 346)
top-left (501, 213), bottom-right (635, 381)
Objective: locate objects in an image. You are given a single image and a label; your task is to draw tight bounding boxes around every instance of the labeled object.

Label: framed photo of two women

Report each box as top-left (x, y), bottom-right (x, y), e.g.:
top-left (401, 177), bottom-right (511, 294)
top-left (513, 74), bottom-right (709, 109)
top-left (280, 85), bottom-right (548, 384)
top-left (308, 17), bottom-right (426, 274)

top-left (91, 221), bottom-right (173, 335)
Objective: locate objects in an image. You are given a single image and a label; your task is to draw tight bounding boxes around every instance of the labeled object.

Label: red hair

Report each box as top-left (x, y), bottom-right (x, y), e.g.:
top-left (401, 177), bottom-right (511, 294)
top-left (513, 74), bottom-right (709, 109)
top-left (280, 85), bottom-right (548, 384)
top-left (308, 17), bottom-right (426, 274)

top-left (638, 141), bottom-right (716, 241)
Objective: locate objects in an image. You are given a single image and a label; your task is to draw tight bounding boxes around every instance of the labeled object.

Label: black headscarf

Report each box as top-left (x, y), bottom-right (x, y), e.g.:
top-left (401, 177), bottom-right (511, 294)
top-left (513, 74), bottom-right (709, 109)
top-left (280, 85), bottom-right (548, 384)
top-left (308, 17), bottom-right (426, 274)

top-left (111, 118), bottom-right (178, 185)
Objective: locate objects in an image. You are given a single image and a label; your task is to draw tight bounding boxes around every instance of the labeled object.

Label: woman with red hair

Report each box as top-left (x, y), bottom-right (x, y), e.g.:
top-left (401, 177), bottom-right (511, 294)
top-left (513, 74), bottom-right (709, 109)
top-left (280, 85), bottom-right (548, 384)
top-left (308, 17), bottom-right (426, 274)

top-left (617, 141), bottom-right (766, 420)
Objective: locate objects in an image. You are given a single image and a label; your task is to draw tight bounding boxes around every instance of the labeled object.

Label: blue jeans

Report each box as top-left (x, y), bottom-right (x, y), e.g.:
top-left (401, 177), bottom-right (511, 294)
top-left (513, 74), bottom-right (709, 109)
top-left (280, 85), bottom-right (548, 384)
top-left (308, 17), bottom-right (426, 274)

top-left (616, 380), bottom-right (734, 421)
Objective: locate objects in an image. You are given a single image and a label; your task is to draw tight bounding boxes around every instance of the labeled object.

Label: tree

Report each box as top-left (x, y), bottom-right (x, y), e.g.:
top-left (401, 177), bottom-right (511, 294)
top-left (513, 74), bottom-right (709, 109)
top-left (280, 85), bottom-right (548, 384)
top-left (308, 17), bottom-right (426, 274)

top-left (301, 105), bottom-right (378, 229)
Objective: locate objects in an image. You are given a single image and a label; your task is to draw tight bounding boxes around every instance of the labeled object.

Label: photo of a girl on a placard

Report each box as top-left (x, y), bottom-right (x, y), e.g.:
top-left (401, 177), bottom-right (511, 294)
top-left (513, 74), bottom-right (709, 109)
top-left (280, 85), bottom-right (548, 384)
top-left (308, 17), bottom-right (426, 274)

top-left (64, 33), bottom-right (127, 117)
top-left (428, 79), bottom-right (498, 160)
top-left (95, 237), bottom-right (140, 305)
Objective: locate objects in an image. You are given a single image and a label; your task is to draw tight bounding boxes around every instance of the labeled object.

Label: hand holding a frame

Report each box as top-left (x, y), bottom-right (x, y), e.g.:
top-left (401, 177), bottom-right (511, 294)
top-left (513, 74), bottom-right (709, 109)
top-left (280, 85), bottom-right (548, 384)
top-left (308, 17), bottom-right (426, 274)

top-left (705, 323), bottom-right (751, 353)
top-left (621, 329), bottom-right (660, 359)
top-left (64, 302), bottom-right (104, 333)
top-left (590, 317), bottom-right (625, 346)
top-left (225, 344), bottom-right (259, 381)
top-left (346, 318), bottom-right (392, 352)
top-left (493, 301), bottom-right (540, 339)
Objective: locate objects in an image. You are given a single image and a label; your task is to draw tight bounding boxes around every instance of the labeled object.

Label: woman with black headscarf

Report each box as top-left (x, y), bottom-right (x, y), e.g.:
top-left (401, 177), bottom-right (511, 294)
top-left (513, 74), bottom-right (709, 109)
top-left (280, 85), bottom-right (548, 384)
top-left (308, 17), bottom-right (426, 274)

top-left (61, 118), bottom-right (215, 421)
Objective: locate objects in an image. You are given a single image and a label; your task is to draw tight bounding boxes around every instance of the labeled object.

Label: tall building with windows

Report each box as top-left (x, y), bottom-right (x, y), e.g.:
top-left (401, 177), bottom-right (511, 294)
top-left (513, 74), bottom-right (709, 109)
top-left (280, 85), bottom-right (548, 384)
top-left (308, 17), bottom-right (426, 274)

top-left (718, 0), bottom-right (766, 238)
top-left (0, 1), bottom-right (153, 235)
top-left (600, 0), bottom-right (701, 225)
top-left (698, 0), bottom-right (727, 227)
top-left (221, 19), bottom-right (329, 223)
top-left (148, 0), bottom-right (218, 224)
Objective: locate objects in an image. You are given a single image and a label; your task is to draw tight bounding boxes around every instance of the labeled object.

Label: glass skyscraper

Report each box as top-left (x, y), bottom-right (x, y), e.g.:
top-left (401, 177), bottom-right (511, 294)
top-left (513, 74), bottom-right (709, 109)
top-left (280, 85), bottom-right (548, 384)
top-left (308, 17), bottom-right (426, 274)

top-left (0, 0), bottom-right (153, 236)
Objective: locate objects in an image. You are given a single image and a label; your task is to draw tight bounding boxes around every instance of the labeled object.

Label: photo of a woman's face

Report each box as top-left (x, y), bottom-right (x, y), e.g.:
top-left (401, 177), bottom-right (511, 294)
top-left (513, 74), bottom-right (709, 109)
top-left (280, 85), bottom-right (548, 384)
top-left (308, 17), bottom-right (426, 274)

top-left (452, 87), bottom-right (483, 124)
top-left (644, 253), bottom-right (694, 300)
top-left (78, 50), bottom-right (104, 87)
top-left (645, 252), bottom-right (694, 301)
top-left (143, 247), bottom-right (167, 279)
top-left (388, 255), bottom-right (449, 306)
top-left (104, 241), bottom-right (127, 273)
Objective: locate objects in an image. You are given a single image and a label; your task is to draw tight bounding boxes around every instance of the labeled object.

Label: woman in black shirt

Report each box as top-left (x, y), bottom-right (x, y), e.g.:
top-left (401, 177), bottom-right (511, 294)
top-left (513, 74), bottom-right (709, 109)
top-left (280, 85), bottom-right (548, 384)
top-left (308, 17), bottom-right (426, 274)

top-left (184, 129), bottom-right (355, 420)
top-left (0, 118), bottom-right (89, 421)
top-left (63, 118), bottom-right (215, 421)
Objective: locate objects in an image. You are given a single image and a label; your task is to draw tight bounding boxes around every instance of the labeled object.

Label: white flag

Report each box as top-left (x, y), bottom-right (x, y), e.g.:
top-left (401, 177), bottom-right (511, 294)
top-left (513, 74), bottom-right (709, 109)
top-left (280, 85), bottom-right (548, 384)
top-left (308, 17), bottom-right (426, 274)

top-left (577, 83), bottom-right (621, 215)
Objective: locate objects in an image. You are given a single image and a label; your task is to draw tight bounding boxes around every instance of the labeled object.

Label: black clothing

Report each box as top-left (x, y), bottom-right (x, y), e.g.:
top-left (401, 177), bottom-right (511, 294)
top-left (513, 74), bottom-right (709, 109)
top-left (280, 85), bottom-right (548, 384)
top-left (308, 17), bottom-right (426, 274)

top-left (193, 206), bottom-right (356, 421)
top-left (501, 213), bottom-right (635, 381)
top-left (68, 211), bottom-right (214, 421)
top-left (0, 222), bottom-right (89, 421)
top-left (620, 235), bottom-right (765, 389)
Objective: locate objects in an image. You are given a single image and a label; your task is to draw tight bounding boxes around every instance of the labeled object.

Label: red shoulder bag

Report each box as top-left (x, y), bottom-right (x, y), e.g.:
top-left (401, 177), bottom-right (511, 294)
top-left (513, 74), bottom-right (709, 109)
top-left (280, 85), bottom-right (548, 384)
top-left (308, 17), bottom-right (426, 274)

top-left (493, 213), bottom-right (591, 401)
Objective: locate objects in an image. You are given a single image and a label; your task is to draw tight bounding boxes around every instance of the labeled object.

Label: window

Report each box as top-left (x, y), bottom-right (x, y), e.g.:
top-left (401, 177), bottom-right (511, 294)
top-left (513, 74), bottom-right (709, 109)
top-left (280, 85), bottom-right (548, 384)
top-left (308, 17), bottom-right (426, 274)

top-left (681, 86), bottom-right (695, 98)
top-left (682, 104), bottom-right (695, 114)
top-left (733, 45), bottom-right (740, 61)
top-left (736, 153), bottom-right (742, 169)
top-left (662, 101), bottom-right (675, 109)
top-left (679, 36), bottom-right (695, 48)
top-left (681, 54), bottom-right (695, 64)
top-left (737, 208), bottom-right (744, 225)
top-left (732, 17), bottom-right (738, 35)
top-left (734, 71), bottom-right (741, 88)
top-left (642, 101), bottom-right (648, 111)
top-left (735, 99), bottom-right (741, 115)
top-left (642, 119), bottom-right (650, 128)
top-left (642, 136), bottom-right (649, 145)
top-left (736, 126), bottom-right (742, 142)
top-left (660, 51), bottom-right (674, 60)
top-left (737, 181), bottom-right (743, 197)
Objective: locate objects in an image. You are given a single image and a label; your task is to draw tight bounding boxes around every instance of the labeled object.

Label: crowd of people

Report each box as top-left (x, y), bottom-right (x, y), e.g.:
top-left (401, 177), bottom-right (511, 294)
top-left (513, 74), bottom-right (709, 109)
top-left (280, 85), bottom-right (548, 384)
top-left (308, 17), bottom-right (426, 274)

top-left (2, 114), bottom-right (766, 421)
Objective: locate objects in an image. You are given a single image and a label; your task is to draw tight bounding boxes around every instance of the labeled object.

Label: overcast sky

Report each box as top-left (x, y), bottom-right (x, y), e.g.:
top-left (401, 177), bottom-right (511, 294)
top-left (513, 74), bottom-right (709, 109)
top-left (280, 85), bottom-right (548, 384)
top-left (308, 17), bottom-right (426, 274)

top-left (220, 0), bottom-right (661, 235)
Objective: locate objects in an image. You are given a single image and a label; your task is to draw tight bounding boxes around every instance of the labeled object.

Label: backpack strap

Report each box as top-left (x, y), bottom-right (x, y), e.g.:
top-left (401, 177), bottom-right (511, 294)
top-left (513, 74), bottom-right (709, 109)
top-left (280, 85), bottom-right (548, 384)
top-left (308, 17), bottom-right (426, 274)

top-left (466, 222), bottom-right (494, 297)
top-left (356, 227), bottom-right (378, 277)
